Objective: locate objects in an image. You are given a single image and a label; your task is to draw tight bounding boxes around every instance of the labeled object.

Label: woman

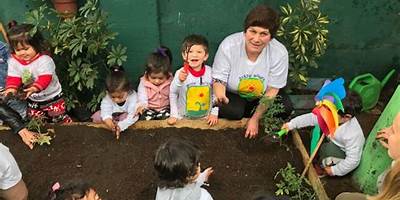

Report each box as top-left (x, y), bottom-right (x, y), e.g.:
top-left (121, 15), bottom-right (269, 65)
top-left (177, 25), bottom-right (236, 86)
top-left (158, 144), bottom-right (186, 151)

top-left (212, 4), bottom-right (289, 138)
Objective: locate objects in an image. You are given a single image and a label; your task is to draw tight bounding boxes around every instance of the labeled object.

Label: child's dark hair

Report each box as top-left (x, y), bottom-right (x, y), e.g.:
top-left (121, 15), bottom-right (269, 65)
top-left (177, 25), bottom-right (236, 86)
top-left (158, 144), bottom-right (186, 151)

top-left (244, 4), bottom-right (280, 38)
top-left (48, 180), bottom-right (91, 200)
top-left (339, 90), bottom-right (362, 117)
top-left (106, 65), bottom-right (133, 94)
top-left (154, 138), bottom-right (201, 189)
top-left (145, 46), bottom-right (172, 78)
top-left (7, 20), bottom-right (47, 53)
top-left (181, 34), bottom-right (209, 55)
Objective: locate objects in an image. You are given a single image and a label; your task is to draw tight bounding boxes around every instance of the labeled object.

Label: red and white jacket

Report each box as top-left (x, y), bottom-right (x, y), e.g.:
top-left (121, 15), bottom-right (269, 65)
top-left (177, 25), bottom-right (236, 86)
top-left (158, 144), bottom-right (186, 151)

top-left (6, 54), bottom-right (62, 102)
top-left (137, 74), bottom-right (172, 111)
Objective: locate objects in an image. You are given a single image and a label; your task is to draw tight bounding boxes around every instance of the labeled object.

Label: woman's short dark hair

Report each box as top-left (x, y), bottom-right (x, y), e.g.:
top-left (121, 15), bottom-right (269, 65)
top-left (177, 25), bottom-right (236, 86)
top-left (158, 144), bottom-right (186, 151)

top-left (154, 138), bottom-right (201, 189)
top-left (243, 4), bottom-right (280, 38)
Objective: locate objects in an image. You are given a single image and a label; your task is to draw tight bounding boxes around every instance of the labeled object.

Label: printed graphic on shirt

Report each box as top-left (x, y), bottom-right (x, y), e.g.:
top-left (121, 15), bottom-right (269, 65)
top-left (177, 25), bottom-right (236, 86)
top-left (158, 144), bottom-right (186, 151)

top-left (186, 85), bottom-right (210, 118)
top-left (22, 68), bottom-right (34, 85)
top-left (237, 77), bottom-right (264, 99)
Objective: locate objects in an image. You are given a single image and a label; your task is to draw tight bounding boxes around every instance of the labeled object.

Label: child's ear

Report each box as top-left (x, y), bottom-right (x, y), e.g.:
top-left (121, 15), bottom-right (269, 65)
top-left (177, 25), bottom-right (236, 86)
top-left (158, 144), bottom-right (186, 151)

top-left (181, 52), bottom-right (186, 61)
top-left (203, 53), bottom-right (209, 61)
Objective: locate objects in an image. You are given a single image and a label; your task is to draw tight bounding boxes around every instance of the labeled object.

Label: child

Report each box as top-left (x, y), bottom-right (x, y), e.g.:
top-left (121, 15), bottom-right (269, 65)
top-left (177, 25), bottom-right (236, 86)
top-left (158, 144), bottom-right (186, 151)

top-left (154, 138), bottom-right (214, 200)
top-left (91, 66), bottom-right (138, 139)
top-left (167, 34), bottom-right (218, 126)
top-left (48, 180), bottom-right (101, 200)
top-left (136, 46), bottom-right (173, 120)
top-left (4, 21), bottom-right (71, 123)
top-left (282, 91), bottom-right (365, 177)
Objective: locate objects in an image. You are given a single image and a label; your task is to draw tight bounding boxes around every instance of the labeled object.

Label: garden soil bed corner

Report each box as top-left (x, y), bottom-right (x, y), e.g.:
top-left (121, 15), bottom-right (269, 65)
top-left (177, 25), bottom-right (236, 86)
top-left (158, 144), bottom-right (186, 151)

top-left (0, 124), bottom-right (305, 200)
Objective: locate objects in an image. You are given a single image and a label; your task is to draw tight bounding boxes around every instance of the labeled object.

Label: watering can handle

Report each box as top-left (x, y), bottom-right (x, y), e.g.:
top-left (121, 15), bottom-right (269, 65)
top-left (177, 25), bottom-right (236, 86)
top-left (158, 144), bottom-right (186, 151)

top-left (349, 73), bottom-right (373, 89)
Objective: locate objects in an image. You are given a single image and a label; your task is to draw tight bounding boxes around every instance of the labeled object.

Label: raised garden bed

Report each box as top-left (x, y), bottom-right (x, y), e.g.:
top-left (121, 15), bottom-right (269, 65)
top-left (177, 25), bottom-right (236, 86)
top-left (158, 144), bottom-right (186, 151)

top-left (0, 122), bottom-right (309, 200)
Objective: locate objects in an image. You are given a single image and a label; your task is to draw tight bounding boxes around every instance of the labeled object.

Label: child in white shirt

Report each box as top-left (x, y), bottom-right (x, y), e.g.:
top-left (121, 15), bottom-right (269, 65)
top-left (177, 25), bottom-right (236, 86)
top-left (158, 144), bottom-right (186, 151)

top-left (91, 66), bottom-right (138, 139)
top-left (167, 35), bottom-right (218, 126)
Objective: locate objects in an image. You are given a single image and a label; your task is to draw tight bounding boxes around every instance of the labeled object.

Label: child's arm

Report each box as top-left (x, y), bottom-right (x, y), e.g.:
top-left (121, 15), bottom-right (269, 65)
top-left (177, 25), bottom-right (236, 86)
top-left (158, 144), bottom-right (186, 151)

top-left (117, 93), bottom-right (139, 132)
top-left (136, 78), bottom-right (148, 114)
top-left (286, 113), bottom-right (318, 130)
top-left (100, 95), bottom-right (116, 130)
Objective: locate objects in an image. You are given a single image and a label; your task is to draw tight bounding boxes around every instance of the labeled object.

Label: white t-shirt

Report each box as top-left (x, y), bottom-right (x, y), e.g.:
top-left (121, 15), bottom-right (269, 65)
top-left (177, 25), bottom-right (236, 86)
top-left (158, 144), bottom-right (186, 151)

top-left (100, 91), bottom-right (139, 131)
top-left (0, 143), bottom-right (22, 190)
top-left (7, 55), bottom-right (62, 102)
top-left (169, 65), bottom-right (218, 119)
top-left (212, 32), bottom-right (288, 99)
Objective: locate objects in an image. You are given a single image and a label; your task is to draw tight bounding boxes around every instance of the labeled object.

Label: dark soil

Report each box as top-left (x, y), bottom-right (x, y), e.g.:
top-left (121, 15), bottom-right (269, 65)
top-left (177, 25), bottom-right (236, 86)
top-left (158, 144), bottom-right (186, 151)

top-left (0, 126), bottom-right (303, 200)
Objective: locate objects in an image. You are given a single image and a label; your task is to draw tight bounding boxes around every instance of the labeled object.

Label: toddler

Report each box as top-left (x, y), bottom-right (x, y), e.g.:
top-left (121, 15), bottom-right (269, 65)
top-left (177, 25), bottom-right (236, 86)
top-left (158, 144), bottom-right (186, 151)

top-left (282, 91), bottom-right (365, 177)
top-left (4, 21), bottom-right (71, 123)
top-left (91, 66), bottom-right (138, 139)
top-left (48, 180), bottom-right (101, 200)
top-left (154, 138), bottom-right (214, 200)
top-left (167, 34), bottom-right (218, 126)
top-left (137, 46), bottom-right (173, 120)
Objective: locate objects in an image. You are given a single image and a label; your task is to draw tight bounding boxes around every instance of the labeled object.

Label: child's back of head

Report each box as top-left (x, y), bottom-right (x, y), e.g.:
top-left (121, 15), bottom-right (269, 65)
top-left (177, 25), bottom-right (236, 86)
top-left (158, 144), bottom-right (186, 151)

top-left (48, 180), bottom-right (94, 200)
top-left (154, 138), bottom-right (201, 189)
top-left (340, 90), bottom-right (362, 117)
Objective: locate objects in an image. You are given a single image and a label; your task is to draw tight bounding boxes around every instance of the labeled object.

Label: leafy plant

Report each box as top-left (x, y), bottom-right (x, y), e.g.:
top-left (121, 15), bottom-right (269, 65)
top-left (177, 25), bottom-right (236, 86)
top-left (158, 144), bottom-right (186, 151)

top-left (274, 163), bottom-right (316, 200)
top-left (25, 0), bottom-right (127, 111)
top-left (26, 117), bottom-right (53, 145)
top-left (277, 0), bottom-right (329, 91)
top-left (260, 95), bottom-right (285, 135)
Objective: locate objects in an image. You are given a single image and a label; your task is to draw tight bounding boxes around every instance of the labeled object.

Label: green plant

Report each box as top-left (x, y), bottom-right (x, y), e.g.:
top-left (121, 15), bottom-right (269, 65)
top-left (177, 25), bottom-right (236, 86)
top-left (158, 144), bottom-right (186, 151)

top-left (25, 0), bottom-right (127, 111)
top-left (260, 95), bottom-right (285, 135)
top-left (277, 0), bottom-right (329, 91)
top-left (26, 117), bottom-right (53, 145)
top-left (274, 163), bottom-right (316, 200)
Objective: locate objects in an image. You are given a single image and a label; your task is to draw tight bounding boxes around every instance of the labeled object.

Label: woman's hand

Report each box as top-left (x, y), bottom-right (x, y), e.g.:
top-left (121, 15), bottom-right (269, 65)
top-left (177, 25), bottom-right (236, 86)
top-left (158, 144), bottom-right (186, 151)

top-left (376, 127), bottom-right (391, 148)
top-left (206, 114), bottom-right (218, 127)
top-left (23, 86), bottom-right (39, 99)
top-left (203, 167), bottom-right (214, 182)
top-left (213, 82), bottom-right (229, 104)
top-left (245, 117), bottom-right (259, 139)
top-left (18, 128), bottom-right (38, 149)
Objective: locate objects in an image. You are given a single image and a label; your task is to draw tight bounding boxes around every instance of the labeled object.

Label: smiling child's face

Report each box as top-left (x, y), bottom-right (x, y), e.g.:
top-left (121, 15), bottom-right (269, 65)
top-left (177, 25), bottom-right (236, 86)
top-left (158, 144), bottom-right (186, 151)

top-left (182, 44), bottom-right (208, 70)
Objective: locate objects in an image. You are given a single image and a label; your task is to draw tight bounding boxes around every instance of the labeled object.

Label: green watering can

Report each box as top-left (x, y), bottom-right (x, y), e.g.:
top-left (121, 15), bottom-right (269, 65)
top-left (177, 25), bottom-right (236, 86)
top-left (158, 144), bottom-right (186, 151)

top-left (349, 69), bottom-right (396, 111)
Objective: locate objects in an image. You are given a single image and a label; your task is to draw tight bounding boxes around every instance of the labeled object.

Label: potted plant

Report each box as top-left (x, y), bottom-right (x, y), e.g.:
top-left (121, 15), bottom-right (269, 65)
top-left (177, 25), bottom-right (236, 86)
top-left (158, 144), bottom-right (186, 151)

top-left (51, 0), bottom-right (77, 18)
top-left (25, 0), bottom-right (127, 121)
top-left (276, 0), bottom-right (329, 111)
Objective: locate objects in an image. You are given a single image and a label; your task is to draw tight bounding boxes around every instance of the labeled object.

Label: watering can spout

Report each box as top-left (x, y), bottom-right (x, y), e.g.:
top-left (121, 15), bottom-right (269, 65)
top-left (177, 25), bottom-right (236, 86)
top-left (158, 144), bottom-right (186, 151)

top-left (381, 69), bottom-right (396, 88)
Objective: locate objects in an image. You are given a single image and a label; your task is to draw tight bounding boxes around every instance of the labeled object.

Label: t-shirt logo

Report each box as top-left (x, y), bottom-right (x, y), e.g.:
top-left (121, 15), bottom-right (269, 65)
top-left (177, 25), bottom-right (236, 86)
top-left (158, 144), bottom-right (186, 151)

top-left (237, 77), bottom-right (264, 99)
top-left (186, 85), bottom-right (210, 118)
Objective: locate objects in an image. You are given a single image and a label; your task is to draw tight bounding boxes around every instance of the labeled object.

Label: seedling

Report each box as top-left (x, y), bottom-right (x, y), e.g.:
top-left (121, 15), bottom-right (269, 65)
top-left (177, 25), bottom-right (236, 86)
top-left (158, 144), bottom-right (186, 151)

top-left (26, 117), bottom-right (54, 146)
top-left (274, 163), bottom-right (316, 200)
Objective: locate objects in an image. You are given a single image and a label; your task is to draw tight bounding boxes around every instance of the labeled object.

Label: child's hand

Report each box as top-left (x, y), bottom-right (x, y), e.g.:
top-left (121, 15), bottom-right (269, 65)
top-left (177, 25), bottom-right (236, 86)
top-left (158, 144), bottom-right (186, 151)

top-left (167, 117), bottom-right (177, 125)
top-left (203, 167), bottom-right (214, 182)
top-left (324, 166), bottom-right (333, 176)
top-left (206, 114), bottom-right (218, 127)
top-left (2, 88), bottom-right (17, 96)
top-left (135, 106), bottom-right (145, 116)
top-left (115, 125), bottom-right (121, 140)
top-left (178, 68), bottom-right (188, 82)
top-left (281, 123), bottom-right (289, 131)
top-left (104, 119), bottom-right (116, 130)
top-left (23, 86), bottom-right (39, 99)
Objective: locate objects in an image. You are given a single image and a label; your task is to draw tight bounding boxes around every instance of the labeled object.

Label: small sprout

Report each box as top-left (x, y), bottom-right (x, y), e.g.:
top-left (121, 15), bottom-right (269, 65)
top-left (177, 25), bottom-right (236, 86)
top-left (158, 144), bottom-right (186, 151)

top-left (34, 133), bottom-right (52, 145)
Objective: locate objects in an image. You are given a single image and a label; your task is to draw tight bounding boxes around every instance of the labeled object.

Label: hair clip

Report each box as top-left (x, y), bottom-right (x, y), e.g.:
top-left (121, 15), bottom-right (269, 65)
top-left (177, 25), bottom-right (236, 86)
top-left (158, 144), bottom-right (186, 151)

top-left (155, 47), bottom-right (167, 57)
top-left (52, 182), bottom-right (61, 192)
top-left (113, 68), bottom-right (119, 72)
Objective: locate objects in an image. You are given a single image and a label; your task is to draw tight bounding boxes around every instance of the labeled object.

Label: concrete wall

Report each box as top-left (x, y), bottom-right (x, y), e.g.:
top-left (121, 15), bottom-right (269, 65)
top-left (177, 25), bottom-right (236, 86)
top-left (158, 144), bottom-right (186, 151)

top-left (1, 0), bottom-right (399, 85)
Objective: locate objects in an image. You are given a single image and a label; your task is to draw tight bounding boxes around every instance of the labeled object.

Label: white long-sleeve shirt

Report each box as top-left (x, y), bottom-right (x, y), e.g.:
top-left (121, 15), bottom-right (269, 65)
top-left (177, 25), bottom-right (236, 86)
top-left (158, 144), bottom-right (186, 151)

top-left (156, 171), bottom-right (213, 200)
top-left (100, 91), bottom-right (138, 131)
top-left (288, 113), bottom-right (365, 176)
top-left (169, 65), bottom-right (218, 119)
